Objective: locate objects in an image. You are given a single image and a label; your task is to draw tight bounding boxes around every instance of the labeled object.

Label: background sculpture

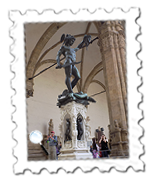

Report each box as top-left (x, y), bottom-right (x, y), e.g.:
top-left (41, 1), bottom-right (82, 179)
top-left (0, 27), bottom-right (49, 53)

top-left (48, 119), bottom-right (54, 135)
top-left (77, 115), bottom-right (83, 140)
top-left (64, 118), bottom-right (71, 142)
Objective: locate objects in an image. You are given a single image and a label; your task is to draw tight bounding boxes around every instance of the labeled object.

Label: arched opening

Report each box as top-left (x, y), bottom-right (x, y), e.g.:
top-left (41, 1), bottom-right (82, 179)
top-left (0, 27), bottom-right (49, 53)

top-left (26, 20), bottom-right (128, 159)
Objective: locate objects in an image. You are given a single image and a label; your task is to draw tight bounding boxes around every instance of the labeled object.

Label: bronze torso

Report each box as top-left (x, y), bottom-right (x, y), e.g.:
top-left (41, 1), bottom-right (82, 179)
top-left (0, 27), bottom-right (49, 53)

top-left (63, 46), bottom-right (76, 63)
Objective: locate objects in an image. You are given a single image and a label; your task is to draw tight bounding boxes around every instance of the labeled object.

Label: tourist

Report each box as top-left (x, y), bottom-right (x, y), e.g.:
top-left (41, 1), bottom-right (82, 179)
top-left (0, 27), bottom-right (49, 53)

top-left (99, 134), bottom-right (109, 158)
top-left (57, 142), bottom-right (62, 155)
top-left (47, 131), bottom-right (58, 160)
top-left (58, 142), bottom-right (62, 150)
top-left (90, 145), bottom-right (93, 155)
top-left (46, 134), bottom-right (50, 143)
top-left (92, 139), bottom-right (99, 158)
top-left (56, 142), bottom-right (62, 159)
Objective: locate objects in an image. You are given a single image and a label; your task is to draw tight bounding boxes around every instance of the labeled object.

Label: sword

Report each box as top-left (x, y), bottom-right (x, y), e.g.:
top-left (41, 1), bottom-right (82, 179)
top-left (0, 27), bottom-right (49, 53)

top-left (28, 57), bottom-right (65, 80)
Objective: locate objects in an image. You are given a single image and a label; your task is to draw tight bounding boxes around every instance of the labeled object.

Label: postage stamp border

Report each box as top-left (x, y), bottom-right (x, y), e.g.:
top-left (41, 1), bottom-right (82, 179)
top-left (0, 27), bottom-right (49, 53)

top-left (6, 5), bottom-right (147, 178)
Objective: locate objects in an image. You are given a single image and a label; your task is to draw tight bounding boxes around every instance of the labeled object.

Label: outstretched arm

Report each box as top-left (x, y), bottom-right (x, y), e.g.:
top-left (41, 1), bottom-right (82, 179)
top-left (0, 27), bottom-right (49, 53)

top-left (75, 35), bottom-right (91, 52)
top-left (74, 43), bottom-right (84, 52)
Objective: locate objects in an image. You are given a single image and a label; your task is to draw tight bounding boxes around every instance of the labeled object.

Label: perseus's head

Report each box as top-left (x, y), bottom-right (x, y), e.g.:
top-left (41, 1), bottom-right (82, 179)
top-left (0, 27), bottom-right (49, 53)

top-left (61, 34), bottom-right (76, 46)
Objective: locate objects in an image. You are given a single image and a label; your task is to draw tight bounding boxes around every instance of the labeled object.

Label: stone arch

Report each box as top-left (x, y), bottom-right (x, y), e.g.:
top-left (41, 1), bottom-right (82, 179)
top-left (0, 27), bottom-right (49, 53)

top-left (90, 80), bottom-right (106, 91)
top-left (93, 21), bottom-right (101, 33)
top-left (34, 59), bottom-right (57, 73)
top-left (79, 22), bottom-right (92, 91)
top-left (26, 23), bottom-right (66, 79)
top-left (26, 23), bottom-right (66, 97)
top-left (36, 41), bottom-right (62, 68)
top-left (82, 61), bottom-right (103, 93)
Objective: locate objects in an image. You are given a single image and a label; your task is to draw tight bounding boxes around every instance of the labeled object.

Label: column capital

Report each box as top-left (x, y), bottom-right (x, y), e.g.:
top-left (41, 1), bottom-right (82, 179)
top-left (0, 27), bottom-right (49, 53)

top-left (26, 79), bottom-right (34, 98)
top-left (97, 21), bottom-right (126, 53)
top-left (98, 20), bottom-right (125, 38)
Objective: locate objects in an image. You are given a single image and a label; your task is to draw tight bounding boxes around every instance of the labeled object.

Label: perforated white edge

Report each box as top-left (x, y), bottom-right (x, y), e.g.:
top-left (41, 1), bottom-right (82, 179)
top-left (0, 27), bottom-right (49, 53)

top-left (7, 8), bottom-right (143, 173)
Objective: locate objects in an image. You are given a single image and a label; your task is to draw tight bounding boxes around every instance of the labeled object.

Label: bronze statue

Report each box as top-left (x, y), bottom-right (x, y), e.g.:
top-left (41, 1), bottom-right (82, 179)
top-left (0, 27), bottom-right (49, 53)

top-left (28, 32), bottom-right (97, 107)
top-left (56, 34), bottom-right (91, 96)
top-left (64, 118), bottom-right (71, 142)
top-left (77, 115), bottom-right (83, 140)
top-left (28, 35), bottom-right (98, 81)
top-left (56, 34), bottom-right (96, 107)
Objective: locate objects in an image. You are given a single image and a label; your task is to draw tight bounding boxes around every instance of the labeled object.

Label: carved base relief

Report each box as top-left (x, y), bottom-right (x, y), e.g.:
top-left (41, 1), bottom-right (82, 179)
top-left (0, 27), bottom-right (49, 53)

top-left (58, 101), bottom-right (93, 160)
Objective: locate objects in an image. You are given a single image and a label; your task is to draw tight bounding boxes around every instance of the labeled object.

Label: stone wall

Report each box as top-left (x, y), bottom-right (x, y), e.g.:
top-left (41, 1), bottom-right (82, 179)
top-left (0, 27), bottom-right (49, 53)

top-left (97, 21), bottom-right (128, 156)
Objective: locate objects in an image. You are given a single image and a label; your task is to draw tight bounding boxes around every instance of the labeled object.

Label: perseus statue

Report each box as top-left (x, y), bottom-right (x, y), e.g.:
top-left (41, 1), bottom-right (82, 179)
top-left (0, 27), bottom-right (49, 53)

top-left (56, 34), bottom-right (91, 98)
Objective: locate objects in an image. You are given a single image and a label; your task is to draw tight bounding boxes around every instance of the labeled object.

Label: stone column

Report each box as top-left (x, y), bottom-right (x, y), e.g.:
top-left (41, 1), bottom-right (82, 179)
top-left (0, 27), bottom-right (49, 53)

top-left (115, 22), bottom-right (127, 87)
top-left (98, 21), bottom-right (128, 157)
top-left (112, 22), bottom-right (127, 114)
top-left (115, 22), bottom-right (128, 156)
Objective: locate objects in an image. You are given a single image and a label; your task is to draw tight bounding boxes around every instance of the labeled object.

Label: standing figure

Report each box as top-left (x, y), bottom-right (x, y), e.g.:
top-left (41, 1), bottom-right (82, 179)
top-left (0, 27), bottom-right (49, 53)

top-left (65, 118), bottom-right (71, 142)
top-left (92, 138), bottom-right (99, 158)
top-left (77, 115), bottom-right (83, 140)
top-left (99, 134), bottom-right (109, 158)
top-left (47, 131), bottom-right (58, 160)
top-left (56, 34), bottom-right (91, 97)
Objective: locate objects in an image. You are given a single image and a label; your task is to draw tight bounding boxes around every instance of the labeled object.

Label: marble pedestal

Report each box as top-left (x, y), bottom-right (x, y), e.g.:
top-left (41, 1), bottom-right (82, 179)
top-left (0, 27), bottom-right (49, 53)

top-left (58, 101), bottom-right (93, 160)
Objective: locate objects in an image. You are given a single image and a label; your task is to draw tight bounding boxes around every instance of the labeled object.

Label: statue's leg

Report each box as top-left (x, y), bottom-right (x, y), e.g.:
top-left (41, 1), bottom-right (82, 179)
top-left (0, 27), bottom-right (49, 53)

top-left (71, 66), bottom-right (81, 89)
top-left (77, 129), bottom-right (80, 140)
top-left (65, 65), bottom-right (73, 93)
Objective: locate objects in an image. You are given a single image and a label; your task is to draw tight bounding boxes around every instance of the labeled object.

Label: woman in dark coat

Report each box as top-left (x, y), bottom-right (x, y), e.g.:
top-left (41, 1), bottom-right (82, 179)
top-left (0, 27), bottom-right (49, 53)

top-left (99, 134), bottom-right (109, 158)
